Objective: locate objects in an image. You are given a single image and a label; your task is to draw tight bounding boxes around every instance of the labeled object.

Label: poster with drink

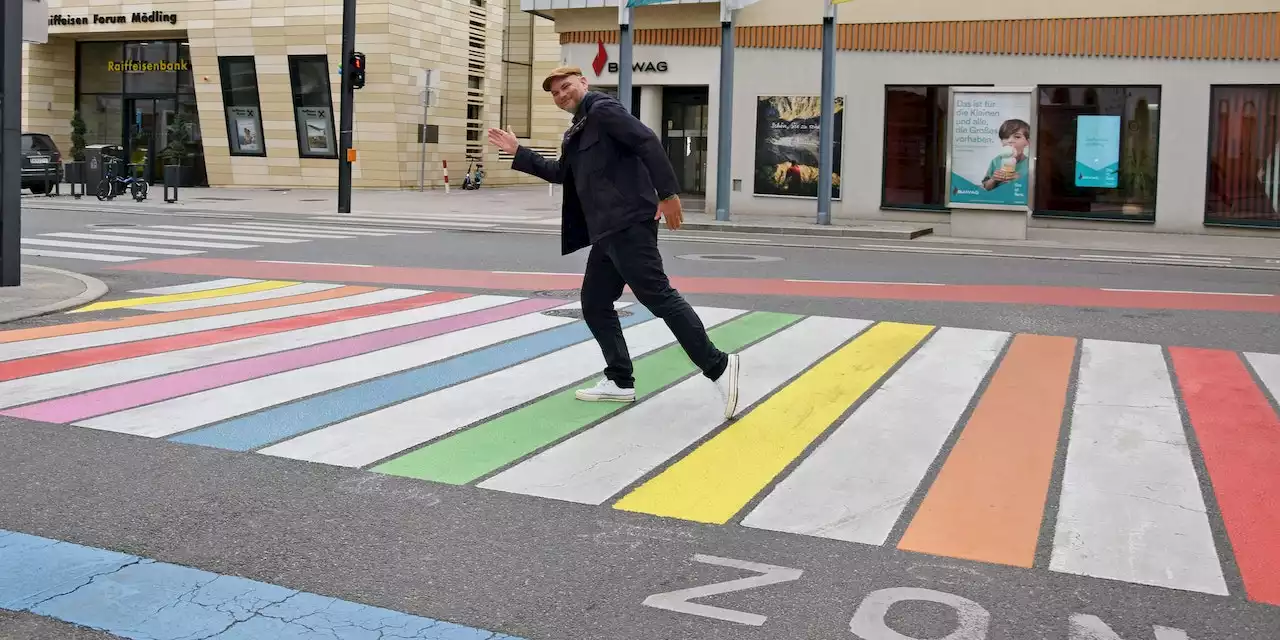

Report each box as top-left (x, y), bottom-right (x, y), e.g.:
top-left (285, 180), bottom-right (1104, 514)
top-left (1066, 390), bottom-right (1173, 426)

top-left (946, 88), bottom-right (1035, 210)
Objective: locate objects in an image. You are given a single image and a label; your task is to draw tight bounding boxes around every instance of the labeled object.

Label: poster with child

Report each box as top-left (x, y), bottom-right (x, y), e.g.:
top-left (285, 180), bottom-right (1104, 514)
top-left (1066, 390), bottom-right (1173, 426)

top-left (946, 89), bottom-right (1034, 209)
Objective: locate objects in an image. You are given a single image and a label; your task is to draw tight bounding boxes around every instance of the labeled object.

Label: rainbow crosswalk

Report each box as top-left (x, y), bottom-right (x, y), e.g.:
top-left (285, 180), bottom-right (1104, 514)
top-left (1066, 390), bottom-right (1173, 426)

top-left (1, 277), bottom-right (1278, 607)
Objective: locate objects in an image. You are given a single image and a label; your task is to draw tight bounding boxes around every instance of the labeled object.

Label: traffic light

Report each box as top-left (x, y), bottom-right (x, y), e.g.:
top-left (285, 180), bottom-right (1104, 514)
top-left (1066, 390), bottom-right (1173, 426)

top-left (349, 52), bottom-right (366, 89)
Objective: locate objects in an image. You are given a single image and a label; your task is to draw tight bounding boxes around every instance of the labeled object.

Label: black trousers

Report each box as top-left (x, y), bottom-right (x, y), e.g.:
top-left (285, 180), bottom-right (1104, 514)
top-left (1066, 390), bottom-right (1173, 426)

top-left (581, 220), bottom-right (728, 389)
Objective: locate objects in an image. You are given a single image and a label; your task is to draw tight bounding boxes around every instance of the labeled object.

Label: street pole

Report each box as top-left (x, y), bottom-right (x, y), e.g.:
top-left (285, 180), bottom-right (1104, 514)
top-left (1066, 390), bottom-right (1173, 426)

top-left (618, 3), bottom-right (633, 114)
top-left (714, 2), bottom-right (735, 221)
top-left (816, 0), bottom-right (836, 226)
top-left (337, 0), bottom-right (356, 213)
top-left (1, 0), bottom-right (24, 286)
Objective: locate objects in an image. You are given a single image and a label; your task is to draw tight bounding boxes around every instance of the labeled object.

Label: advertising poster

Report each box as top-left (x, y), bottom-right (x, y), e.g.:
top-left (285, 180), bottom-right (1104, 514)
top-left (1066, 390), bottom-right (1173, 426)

top-left (295, 107), bottom-right (335, 157)
top-left (946, 88), bottom-right (1034, 209)
top-left (225, 106), bottom-right (263, 155)
top-left (753, 95), bottom-right (843, 200)
top-left (1075, 115), bottom-right (1121, 188)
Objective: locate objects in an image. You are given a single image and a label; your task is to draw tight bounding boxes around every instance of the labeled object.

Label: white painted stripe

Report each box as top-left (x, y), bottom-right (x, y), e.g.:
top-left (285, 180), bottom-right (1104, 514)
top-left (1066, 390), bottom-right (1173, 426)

top-left (349, 211), bottom-right (542, 223)
top-left (858, 245), bottom-right (994, 255)
top-left (310, 216), bottom-right (498, 229)
top-left (259, 305), bottom-right (742, 468)
top-left (1079, 254), bottom-right (1232, 264)
top-left (0, 295), bottom-right (519, 410)
top-left (1151, 254), bottom-right (1232, 262)
top-left (481, 315), bottom-right (863, 504)
top-left (218, 223), bottom-right (413, 236)
top-left (740, 327), bottom-right (1009, 543)
top-left (1244, 352), bottom-right (1280, 404)
top-left (259, 261), bottom-right (372, 268)
top-left (83, 303), bottom-right (587, 438)
top-left (492, 271), bottom-right (581, 276)
top-left (20, 248), bottom-right (142, 262)
top-left (1100, 288), bottom-right (1272, 297)
top-left (131, 278), bottom-right (265, 295)
top-left (1050, 339), bottom-right (1228, 595)
top-left (785, 279), bottom-right (943, 286)
top-left (22, 238), bottom-right (203, 256)
top-left (0, 289), bottom-right (425, 362)
top-left (186, 224), bottom-right (355, 239)
top-left (44, 232), bottom-right (258, 249)
top-left (97, 228), bottom-right (308, 244)
top-left (126, 283), bottom-right (343, 312)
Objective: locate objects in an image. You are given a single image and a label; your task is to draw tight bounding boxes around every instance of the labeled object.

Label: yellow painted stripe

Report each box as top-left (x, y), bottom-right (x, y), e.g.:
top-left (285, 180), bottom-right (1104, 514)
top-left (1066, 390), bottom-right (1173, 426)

top-left (613, 321), bottom-right (933, 524)
top-left (69, 281), bottom-right (300, 313)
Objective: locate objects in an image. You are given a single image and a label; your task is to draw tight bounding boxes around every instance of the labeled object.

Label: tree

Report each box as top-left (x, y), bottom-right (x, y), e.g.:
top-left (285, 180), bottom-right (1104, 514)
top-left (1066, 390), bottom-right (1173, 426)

top-left (70, 111), bottom-right (87, 161)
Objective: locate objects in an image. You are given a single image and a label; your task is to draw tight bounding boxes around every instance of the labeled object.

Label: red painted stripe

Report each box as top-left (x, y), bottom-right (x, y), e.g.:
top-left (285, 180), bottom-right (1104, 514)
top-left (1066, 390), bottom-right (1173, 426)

top-left (0, 291), bottom-right (467, 382)
top-left (1170, 347), bottom-right (1280, 606)
top-left (113, 258), bottom-right (1280, 314)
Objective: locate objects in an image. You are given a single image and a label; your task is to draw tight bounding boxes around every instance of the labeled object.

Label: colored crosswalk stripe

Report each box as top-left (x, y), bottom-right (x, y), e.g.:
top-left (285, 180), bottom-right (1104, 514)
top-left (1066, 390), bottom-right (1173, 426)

top-left (131, 278), bottom-right (265, 294)
top-left (896, 334), bottom-right (1075, 567)
top-left (477, 315), bottom-right (867, 505)
top-left (377, 311), bottom-right (801, 486)
top-left (69, 280), bottom-right (300, 313)
top-left (1050, 340), bottom-right (1228, 595)
top-left (740, 326), bottom-right (1009, 544)
top-left (1247, 352), bottom-right (1280, 402)
top-left (1171, 348), bottom-right (1280, 606)
top-left (612, 321), bottom-right (933, 525)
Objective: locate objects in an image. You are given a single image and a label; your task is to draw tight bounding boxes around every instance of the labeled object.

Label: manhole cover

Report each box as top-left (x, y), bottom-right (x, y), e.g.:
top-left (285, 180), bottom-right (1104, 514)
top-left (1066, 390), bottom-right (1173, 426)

top-left (88, 223), bottom-right (138, 228)
top-left (677, 253), bottom-right (783, 263)
top-left (532, 289), bottom-right (581, 299)
top-left (542, 308), bottom-right (632, 319)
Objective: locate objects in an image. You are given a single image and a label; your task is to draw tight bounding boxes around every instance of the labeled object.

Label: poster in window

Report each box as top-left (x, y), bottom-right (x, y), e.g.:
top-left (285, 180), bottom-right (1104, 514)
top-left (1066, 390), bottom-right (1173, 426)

top-left (1074, 115), bottom-right (1121, 188)
top-left (226, 106), bottom-right (263, 155)
top-left (753, 95), bottom-right (843, 200)
top-left (946, 87), bottom-right (1035, 210)
top-left (296, 106), bottom-right (335, 157)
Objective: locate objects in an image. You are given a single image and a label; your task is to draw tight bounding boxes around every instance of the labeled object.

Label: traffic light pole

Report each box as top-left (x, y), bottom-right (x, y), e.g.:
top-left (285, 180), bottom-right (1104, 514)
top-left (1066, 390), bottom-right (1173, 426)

top-left (337, 0), bottom-right (356, 213)
top-left (1, 0), bottom-right (24, 286)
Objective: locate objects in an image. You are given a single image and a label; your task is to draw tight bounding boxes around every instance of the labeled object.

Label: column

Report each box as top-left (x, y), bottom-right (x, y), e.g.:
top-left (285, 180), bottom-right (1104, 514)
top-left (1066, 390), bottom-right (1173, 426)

top-left (640, 85), bottom-right (663, 135)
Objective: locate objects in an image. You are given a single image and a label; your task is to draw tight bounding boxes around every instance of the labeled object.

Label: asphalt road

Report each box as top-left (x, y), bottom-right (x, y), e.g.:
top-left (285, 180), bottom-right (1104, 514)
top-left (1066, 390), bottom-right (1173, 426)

top-left (3, 204), bottom-right (1279, 639)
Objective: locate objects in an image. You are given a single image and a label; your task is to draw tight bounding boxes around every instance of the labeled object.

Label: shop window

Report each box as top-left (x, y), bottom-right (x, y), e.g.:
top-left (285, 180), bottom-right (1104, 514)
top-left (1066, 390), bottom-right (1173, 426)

top-left (500, 0), bottom-right (534, 138)
top-left (219, 56), bottom-right (266, 157)
top-left (1034, 86), bottom-right (1161, 221)
top-left (124, 42), bottom-right (181, 94)
top-left (287, 55), bottom-right (338, 159)
top-left (1205, 86), bottom-right (1280, 227)
top-left (882, 86), bottom-right (950, 209)
top-left (79, 42), bottom-right (123, 94)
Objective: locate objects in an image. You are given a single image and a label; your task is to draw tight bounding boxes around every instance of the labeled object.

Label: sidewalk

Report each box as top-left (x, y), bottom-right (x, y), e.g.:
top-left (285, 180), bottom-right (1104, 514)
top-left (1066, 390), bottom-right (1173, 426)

top-left (0, 265), bottom-right (108, 324)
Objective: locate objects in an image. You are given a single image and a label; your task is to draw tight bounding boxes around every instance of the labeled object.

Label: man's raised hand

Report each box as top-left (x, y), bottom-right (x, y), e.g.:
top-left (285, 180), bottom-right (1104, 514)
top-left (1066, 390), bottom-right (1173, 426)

top-left (487, 127), bottom-right (518, 155)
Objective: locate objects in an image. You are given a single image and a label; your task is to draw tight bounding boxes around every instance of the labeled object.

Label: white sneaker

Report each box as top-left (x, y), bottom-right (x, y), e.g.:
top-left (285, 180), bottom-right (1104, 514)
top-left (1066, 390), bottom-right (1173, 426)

top-left (714, 353), bottom-right (740, 419)
top-left (575, 379), bottom-right (636, 403)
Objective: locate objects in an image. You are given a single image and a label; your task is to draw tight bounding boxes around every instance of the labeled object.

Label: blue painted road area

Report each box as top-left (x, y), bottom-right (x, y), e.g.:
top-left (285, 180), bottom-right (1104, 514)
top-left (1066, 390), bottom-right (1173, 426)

top-left (0, 529), bottom-right (522, 639)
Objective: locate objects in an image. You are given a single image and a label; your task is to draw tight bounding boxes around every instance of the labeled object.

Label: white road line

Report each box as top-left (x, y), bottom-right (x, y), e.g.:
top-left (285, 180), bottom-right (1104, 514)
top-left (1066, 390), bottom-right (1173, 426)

top-left (131, 278), bottom-right (265, 295)
top-left (0, 289), bottom-right (426, 362)
top-left (20, 248), bottom-right (142, 262)
top-left (22, 238), bottom-right (203, 256)
top-left (492, 271), bottom-right (581, 276)
top-left (858, 245), bottom-right (995, 255)
top-left (259, 306), bottom-right (743, 468)
top-left (125, 282), bottom-right (343, 313)
top-left (186, 224), bottom-right (356, 239)
top-left (0, 295), bottom-right (519, 410)
top-left (1151, 254), bottom-right (1233, 262)
top-left (1078, 254), bottom-right (1234, 264)
top-left (100, 227), bottom-right (307, 241)
top-left (785, 279), bottom-right (944, 286)
top-left (221, 222), bottom-right (417, 236)
top-left (310, 216), bottom-right (499, 229)
top-left (43, 232), bottom-right (258, 250)
top-left (259, 261), bottom-right (373, 268)
top-left (1100, 288), bottom-right (1273, 297)
top-left (1245, 352), bottom-right (1280, 405)
top-left (740, 327), bottom-right (1009, 543)
top-left (81, 305), bottom-right (584, 438)
top-left (1049, 339), bottom-right (1228, 595)
top-left (349, 211), bottom-right (544, 223)
top-left (480, 315), bottom-right (864, 505)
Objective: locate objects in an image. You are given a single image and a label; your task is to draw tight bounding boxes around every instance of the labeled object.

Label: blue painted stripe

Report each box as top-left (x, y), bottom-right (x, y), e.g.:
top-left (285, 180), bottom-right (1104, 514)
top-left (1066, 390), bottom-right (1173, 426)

top-left (0, 529), bottom-right (523, 639)
top-left (169, 309), bottom-right (656, 452)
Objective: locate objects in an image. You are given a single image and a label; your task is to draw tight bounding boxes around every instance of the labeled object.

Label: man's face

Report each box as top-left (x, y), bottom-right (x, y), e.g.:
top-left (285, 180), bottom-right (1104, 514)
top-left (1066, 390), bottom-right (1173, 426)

top-left (550, 75), bottom-right (588, 113)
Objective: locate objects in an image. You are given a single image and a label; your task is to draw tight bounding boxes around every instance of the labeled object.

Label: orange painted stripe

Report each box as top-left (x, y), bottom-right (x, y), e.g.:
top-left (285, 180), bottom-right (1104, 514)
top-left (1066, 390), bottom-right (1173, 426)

top-left (897, 334), bottom-right (1076, 567)
top-left (0, 285), bottom-right (377, 344)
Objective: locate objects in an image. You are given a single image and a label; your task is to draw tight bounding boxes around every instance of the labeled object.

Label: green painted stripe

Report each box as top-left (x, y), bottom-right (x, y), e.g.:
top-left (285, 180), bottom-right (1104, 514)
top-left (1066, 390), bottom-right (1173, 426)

top-left (372, 311), bottom-right (802, 485)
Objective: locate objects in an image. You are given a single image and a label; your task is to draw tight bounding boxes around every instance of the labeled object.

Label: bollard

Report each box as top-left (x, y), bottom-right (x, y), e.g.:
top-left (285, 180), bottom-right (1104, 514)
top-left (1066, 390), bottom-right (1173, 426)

top-left (163, 165), bottom-right (180, 203)
top-left (66, 161), bottom-right (84, 199)
top-left (43, 164), bottom-right (59, 197)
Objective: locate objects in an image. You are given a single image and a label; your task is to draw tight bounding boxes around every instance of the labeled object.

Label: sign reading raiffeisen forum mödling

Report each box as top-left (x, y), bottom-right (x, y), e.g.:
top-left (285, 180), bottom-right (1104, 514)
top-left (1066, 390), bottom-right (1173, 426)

top-left (1075, 114), bottom-right (1121, 188)
top-left (946, 87), bottom-right (1035, 210)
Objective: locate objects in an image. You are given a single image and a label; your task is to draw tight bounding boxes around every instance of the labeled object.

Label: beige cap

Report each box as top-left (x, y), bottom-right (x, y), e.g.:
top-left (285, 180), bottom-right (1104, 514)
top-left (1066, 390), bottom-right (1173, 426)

top-left (541, 66), bottom-right (583, 92)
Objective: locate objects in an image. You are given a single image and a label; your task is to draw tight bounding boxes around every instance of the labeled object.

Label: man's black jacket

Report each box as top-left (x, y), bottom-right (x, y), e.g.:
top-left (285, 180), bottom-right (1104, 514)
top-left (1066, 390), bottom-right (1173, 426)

top-left (511, 91), bottom-right (681, 255)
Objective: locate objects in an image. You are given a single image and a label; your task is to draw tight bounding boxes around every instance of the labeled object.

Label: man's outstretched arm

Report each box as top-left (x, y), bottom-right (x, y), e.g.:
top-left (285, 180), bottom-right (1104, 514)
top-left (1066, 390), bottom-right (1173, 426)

top-left (489, 127), bottom-right (564, 184)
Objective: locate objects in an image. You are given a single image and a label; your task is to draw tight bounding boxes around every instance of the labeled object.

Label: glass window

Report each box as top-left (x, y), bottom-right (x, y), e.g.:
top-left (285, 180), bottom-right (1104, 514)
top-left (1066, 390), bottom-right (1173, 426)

top-left (177, 43), bottom-right (195, 95)
top-left (1034, 86), bottom-right (1161, 220)
top-left (77, 94), bottom-right (124, 147)
top-left (288, 55), bottom-right (337, 159)
top-left (1205, 86), bottom-right (1280, 227)
top-left (219, 56), bottom-right (266, 156)
top-left (79, 42), bottom-right (123, 94)
top-left (882, 86), bottom-right (949, 209)
top-left (123, 41), bottom-right (180, 94)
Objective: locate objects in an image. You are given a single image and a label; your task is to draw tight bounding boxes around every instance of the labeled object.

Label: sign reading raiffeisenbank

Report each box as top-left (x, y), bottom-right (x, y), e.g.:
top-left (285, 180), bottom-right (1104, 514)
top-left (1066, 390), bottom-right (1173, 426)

top-left (49, 11), bottom-right (179, 26)
top-left (108, 60), bottom-right (190, 72)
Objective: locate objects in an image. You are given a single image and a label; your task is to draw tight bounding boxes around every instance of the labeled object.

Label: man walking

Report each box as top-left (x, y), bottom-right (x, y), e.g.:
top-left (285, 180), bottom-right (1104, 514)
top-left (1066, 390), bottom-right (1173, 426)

top-left (487, 66), bottom-right (741, 419)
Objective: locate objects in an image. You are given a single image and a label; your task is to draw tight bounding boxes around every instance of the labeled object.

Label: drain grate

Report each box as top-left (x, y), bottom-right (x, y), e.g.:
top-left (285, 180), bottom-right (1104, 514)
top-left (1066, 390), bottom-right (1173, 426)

top-left (88, 223), bottom-right (138, 228)
top-left (532, 289), bottom-right (581, 299)
top-left (542, 308), bottom-right (632, 319)
top-left (299, 198), bottom-right (327, 202)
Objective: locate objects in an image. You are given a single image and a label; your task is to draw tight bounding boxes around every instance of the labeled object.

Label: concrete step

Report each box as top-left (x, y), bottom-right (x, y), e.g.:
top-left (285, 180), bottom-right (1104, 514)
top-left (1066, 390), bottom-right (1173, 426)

top-left (677, 220), bottom-right (935, 240)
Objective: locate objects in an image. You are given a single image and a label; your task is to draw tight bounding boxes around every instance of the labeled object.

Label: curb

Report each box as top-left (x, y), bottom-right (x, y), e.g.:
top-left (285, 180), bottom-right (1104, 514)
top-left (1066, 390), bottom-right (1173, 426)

top-left (678, 221), bottom-right (935, 240)
top-left (0, 265), bottom-right (109, 324)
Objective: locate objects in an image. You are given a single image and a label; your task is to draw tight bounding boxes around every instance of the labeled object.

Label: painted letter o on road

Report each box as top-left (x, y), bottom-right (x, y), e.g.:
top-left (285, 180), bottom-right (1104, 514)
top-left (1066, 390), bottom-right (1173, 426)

top-left (850, 587), bottom-right (990, 640)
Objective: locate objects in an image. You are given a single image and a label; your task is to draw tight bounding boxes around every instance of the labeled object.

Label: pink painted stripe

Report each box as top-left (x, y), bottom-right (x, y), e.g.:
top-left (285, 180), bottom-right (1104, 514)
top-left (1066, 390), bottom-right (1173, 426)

top-left (7, 297), bottom-right (562, 423)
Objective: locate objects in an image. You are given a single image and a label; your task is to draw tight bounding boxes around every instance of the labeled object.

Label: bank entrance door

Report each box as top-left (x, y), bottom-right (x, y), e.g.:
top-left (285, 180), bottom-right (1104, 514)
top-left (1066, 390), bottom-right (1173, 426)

top-left (662, 87), bottom-right (709, 195)
top-left (124, 98), bottom-right (176, 184)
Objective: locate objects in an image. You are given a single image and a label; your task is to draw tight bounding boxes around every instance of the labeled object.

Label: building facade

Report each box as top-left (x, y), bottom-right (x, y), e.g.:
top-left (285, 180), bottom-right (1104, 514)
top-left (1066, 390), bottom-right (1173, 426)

top-left (21, 0), bottom-right (568, 189)
top-left (527, 0), bottom-right (1280, 236)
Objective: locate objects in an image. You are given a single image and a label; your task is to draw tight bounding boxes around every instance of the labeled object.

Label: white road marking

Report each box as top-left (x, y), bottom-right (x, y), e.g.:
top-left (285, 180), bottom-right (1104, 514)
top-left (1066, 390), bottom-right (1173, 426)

top-left (1100, 288), bottom-right (1272, 297)
top-left (1244, 352), bottom-right (1280, 404)
top-left (186, 224), bottom-right (355, 239)
top-left (131, 278), bottom-right (265, 295)
top-left (22, 238), bottom-right (203, 256)
top-left (97, 228), bottom-right (308, 244)
top-left (44, 232), bottom-right (258, 249)
top-left (125, 283), bottom-right (343, 312)
top-left (258, 261), bottom-right (373, 268)
top-left (20, 248), bottom-right (141, 262)
top-left (309, 216), bottom-right (499, 229)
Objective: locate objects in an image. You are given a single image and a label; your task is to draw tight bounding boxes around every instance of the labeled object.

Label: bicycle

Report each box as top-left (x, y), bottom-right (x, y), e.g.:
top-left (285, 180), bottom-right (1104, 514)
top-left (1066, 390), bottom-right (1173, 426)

top-left (461, 156), bottom-right (485, 190)
top-left (96, 156), bottom-right (149, 202)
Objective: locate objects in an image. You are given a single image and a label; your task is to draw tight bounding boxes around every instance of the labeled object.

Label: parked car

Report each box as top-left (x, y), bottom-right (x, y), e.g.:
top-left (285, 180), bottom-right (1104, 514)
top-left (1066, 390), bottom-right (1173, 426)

top-left (21, 132), bottom-right (64, 194)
